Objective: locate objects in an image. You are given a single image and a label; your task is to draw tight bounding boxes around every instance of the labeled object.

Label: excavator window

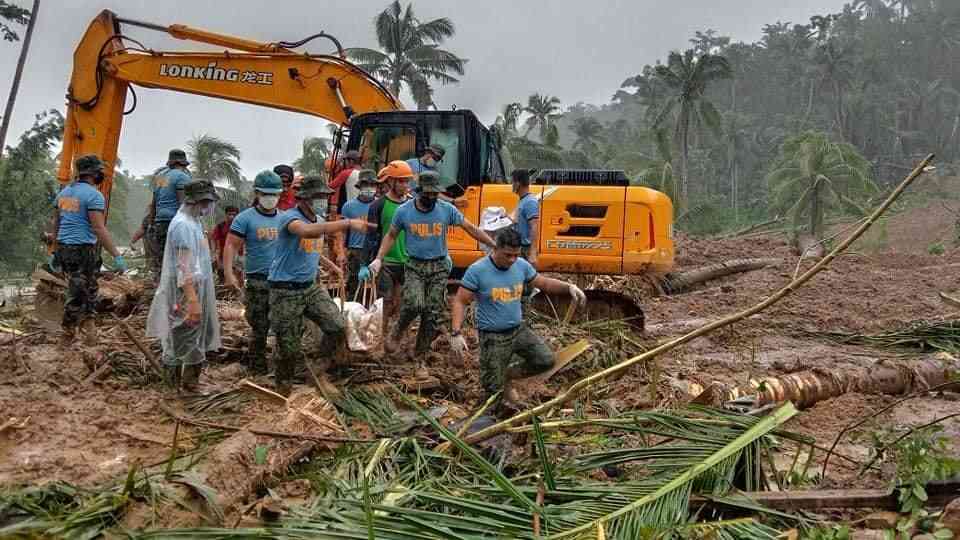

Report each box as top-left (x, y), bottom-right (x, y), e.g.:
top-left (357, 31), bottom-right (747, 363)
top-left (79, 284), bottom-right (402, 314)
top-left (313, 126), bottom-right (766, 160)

top-left (357, 125), bottom-right (417, 171)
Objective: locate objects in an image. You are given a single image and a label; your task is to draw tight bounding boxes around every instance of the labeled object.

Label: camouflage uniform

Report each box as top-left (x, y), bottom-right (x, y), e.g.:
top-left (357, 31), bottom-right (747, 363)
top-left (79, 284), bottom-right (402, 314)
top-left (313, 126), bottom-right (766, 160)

top-left (345, 247), bottom-right (366, 300)
top-left (520, 246), bottom-right (534, 317)
top-left (394, 257), bottom-right (451, 355)
top-left (270, 284), bottom-right (346, 384)
top-left (152, 220), bottom-right (170, 280)
top-left (479, 325), bottom-right (554, 400)
top-left (244, 276), bottom-right (272, 372)
top-left (56, 244), bottom-right (100, 328)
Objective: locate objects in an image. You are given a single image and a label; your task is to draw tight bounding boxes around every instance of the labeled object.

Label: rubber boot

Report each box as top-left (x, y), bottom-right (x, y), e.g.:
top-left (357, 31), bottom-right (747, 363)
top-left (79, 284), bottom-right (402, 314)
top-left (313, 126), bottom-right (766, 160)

top-left (163, 365), bottom-right (181, 389)
top-left (81, 318), bottom-right (98, 347)
top-left (181, 364), bottom-right (202, 394)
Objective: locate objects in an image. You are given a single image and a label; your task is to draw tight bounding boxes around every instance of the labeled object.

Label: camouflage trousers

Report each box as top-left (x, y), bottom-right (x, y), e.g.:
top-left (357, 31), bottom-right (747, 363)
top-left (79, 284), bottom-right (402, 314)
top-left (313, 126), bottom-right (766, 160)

top-left (479, 325), bottom-right (554, 400)
top-left (345, 248), bottom-right (366, 301)
top-left (55, 244), bottom-right (99, 328)
top-left (244, 276), bottom-right (271, 372)
top-left (152, 220), bottom-right (171, 281)
top-left (270, 283), bottom-right (346, 385)
top-left (396, 257), bottom-right (452, 356)
top-left (520, 246), bottom-right (534, 318)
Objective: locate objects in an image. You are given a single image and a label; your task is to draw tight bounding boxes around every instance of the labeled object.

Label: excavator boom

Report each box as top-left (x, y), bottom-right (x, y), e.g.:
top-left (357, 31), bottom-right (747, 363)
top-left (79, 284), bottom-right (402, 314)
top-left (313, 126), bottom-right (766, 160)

top-left (58, 10), bottom-right (400, 206)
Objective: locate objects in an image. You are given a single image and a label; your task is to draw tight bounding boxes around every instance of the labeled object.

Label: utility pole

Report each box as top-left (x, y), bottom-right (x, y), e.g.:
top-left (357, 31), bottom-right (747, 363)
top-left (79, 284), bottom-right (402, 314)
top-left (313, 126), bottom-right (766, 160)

top-left (0, 0), bottom-right (40, 153)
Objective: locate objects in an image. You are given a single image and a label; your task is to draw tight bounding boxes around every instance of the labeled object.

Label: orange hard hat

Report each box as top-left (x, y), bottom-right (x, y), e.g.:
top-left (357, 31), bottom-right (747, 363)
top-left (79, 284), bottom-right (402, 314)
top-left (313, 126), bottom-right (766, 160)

top-left (377, 160), bottom-right (414, 181)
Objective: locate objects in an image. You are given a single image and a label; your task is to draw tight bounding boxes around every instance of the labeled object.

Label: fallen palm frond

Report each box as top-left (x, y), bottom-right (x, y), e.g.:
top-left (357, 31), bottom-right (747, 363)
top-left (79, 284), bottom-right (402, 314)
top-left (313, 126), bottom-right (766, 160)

top-left (818, 319), bottom-right (960, 354)
top-left (182, 388), bottom-right (252, 416)
top-left (333, 388), bottom-right (416, 436)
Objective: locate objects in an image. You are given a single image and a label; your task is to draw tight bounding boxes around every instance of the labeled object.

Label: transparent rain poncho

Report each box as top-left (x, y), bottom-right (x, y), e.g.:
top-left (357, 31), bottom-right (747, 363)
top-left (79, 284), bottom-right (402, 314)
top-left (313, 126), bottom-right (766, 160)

top-left (146, 205), bottom-right (221, 366)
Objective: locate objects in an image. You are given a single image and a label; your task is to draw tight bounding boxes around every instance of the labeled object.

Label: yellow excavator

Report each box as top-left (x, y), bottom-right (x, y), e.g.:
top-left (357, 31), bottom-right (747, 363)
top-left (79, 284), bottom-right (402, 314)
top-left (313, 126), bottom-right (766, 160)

top-left (59, 10), bottom-right (676, 325)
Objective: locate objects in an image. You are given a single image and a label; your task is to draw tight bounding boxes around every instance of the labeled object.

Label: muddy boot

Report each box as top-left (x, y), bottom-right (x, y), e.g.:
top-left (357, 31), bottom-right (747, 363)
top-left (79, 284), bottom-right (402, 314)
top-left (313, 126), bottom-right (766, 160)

top-left (501, 367), bottom-right (524, 409)
top-left (163, 365), bottom-right (181, 389)
top-left (81, 318), bottom-right (98, 347)
top-left (60, 325), bottom-right (76, 347)
top-left (181, 364), bottom-right (202, 394)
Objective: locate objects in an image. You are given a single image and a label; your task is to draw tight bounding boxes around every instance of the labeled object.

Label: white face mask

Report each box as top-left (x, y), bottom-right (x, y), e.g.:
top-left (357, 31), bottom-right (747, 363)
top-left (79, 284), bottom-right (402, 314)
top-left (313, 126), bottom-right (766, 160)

top-left (259, 194), bottom-right (279, 210)
top-left (359, 188), bottom-right (376, 199)
top-left (423, 157), bottom-right (436, 168)
top-left (312, 199), bottom-right (329, 218)
top-left (200, 203), bottom-right (215, 217)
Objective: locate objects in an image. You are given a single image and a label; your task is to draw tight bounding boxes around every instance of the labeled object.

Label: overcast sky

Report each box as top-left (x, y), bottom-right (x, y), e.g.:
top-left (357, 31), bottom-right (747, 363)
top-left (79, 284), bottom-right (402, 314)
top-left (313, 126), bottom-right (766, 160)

top-left (0, 0), bottom-right (845, 177)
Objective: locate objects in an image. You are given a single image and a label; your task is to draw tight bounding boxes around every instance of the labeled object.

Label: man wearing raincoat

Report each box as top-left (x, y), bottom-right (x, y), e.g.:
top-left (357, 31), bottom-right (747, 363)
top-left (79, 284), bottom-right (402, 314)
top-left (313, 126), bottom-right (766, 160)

top-left (147, 179), bottom-right (222, 391)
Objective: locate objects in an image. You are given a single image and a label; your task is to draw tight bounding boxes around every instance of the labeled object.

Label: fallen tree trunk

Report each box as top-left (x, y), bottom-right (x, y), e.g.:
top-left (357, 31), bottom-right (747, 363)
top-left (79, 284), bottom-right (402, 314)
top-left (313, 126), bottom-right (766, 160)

top-left (658, 258), bottom-right (781, 295)
top-left (693, 480), bottom-right (960, 511)
top-left (442, 154), bottom-right (935, 450)
top-left (752, 355), bottom-right (960, 408)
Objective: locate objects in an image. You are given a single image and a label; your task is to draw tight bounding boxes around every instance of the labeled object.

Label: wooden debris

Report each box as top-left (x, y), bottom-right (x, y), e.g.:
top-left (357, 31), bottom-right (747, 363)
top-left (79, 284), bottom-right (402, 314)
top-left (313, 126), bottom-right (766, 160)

top-left (0, 416), bottom-right (30, 434)
top-left (940, 291), bottom-right (960, 310)
top-left (522, 339), bottom-right (591, 384)
top-left (695, 480), bottom-right (959, 511)
top-left (113, 315), bottom-right (163, 375)
top-left (238, 379), bottom-right (289, 405)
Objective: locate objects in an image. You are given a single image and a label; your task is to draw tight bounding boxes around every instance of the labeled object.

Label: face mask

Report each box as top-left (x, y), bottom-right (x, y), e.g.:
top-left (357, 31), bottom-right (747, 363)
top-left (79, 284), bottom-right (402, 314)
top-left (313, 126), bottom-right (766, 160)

top-left (418, 194), bottom-right (437, 211)
top-left (423, 157), bottom-right (436, 168)
top-left (359, 188), bottom-right (376, 200)
top-left (200, 203), bottom-right (215, 217)
top-left (259, 194), bottom-right (279, 210)
top-left (312, 199), bottom-right (329, 218)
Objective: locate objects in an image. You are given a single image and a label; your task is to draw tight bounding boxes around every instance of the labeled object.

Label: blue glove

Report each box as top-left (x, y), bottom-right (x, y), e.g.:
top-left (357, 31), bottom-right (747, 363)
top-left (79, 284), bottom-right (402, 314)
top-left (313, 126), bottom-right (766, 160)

top-left (358, 265), bottom-right (371, 282)
top-left (114, 255), bottom-right (128, 273)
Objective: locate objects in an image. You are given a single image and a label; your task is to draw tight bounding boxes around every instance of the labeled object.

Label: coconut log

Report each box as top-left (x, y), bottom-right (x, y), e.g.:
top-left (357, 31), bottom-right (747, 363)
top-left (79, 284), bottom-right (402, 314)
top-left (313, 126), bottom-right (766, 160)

top-left (658, 258), bottom-right (781, 295)
top-left (752, 354), bottom-right (960, 408)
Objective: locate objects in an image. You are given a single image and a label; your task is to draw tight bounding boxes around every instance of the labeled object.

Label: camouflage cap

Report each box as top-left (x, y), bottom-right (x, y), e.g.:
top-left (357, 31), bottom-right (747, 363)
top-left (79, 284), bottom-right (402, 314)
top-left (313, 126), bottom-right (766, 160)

top-left (416, 171), bottom-right (443, 193)
top-left (356, 169), bottom-right (377, 186)
top-left (425, 144), bottom-right (445, 160)
top-left (183, 179), bottom-right (220, 204)
top-left (296, 175), bottom-right (334, 199)
top-left (75, 154), bottom-right (104, 177)
top-left (167, 148), bottom-right (189, 166)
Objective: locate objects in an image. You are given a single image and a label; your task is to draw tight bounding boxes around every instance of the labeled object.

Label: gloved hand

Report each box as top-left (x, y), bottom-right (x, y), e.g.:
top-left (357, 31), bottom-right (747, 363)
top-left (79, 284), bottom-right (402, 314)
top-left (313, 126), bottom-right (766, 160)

top-left (449, 333), bottom-right (468, 358)
top-left (568, 283), bottom-right (586, 306)
top-left (368, 258), bottom-right (383, 276)
top-left (113, 255), bottom-right (127, 273)
top-left (358, 265), bottom-right (371, 282)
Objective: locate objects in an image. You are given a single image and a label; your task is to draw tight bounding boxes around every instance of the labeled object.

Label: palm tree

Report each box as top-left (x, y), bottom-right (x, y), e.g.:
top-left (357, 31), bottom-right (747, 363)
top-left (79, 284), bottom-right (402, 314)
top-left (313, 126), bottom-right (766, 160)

top-left (808, 38), bottom-right (855, 140)
top-left (522, 93), bottom-right (562, 141)
top-left (294, 137), bottom-right (332, 176)
top-left (346, 1), bottom-right (466, 110)
top-left (767, 131), bottom-right (876, 240)
top-left (186, 134), bottom-right (243, 189)
top-left (494, 102), bottom-right (523, 139)
top-left (651, 50), bottom-right (732, 205)
top-left (570, 117), bottom-right (604, 156)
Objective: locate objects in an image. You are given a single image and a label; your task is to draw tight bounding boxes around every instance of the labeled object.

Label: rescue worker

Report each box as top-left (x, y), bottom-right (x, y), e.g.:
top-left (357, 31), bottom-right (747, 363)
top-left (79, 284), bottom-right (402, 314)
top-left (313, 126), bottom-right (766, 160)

top-left (511, 168), bottom-right (540, 313)
top-left (52, 154), bottom-right (126, 346)
top-left (405, 144), bottom-right (444, 191)
top-left (130, 204), bottom-right (156, 271)
top-left (274, 164), bottom-right (297, 211)
top-left (340, 170), bottom-right (377, 299)
top-left (361, 160), bottom-right (414, 345)
top-left (147, 179), bottom-right (222, 392)
top-left (450, 227), bottom-right (586, 413)
top-left (223, 171), bottom-right (285, 374)
top-left (149, 150), bottom-right (192, 279)
top-left (268, 175), bottom-right (370, 394)
top-left (329, 150), bottom-right (362, 212)
top-left (211, 205), bottom-right (239, 282)
top-left (366, 171), bottom-right (495, 358)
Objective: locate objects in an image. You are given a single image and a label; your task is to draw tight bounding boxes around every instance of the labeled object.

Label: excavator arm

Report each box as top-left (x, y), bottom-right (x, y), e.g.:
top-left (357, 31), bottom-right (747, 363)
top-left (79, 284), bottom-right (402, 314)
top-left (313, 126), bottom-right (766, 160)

top-left (59, 10), bottom-right (401, 207)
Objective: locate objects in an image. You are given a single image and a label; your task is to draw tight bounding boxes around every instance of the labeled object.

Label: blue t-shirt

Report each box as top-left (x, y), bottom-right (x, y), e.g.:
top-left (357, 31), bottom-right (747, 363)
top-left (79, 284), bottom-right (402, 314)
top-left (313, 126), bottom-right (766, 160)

top-left (341, 197), bottom-right (373, 249)
top-left (516, 193), bottom-right (540, 247)
top-left (461, 256), bottom-right (537, 332)
top-left (154, 168), bottom-right (191, 222)
top-left (229, 207), bottom-right (283, 276)
top-left (56, 180), bottom-right (105, 245)
top-left (405, 158), bottom-right (436, 191)
top-left (268, 207), bottom-right (324, 283)
top-left (391, 199), bottom-right (463, 260)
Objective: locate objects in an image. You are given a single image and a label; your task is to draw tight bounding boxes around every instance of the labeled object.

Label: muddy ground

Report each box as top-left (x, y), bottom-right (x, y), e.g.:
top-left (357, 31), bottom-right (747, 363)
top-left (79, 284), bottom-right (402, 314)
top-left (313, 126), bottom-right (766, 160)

top-left (2, 179), bottom-right (960, 523)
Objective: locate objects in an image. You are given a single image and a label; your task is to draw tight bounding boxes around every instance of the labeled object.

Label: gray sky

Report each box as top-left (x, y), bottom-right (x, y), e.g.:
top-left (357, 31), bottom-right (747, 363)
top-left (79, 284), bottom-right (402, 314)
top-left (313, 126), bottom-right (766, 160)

top-left (1, 0), bottom-right (845, 177)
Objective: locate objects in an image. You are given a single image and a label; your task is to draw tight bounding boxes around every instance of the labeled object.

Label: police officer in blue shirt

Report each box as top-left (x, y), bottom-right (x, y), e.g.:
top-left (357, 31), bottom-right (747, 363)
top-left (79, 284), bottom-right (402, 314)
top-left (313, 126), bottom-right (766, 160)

top-left (53, 154), bottom-right (126, 346)
top-left (148, 149), bottom-right (191, 279)
top-left (368, 171), bottom-right (495, 359)
top-left (223, 170), bottom-right (286, 374)
top-left (340, 170), bottom-right (377, 299)
top-left (451, 227), bottom-right (585, 414)
top-left (405, 144), bottom-right (444, 192)
top-left (268, 175), bottom-right (371, 393)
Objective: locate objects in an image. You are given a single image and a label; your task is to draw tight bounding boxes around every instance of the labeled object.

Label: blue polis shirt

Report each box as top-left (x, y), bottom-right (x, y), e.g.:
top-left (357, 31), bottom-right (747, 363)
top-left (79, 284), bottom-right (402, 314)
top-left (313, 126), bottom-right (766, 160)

top-left (461, 256), bottom-right (537, 332)
top-left (391, 199), bottom-right (463, 260)
top-left (229, 206), bottom-right (283, 276)
top-left (56, 180), bottom-right (105, 245)
top-left (515, 193), bottom-right (540, 247)
top-left (340, 197), bottom-right (373, 249)
top-left (154, 168), bottom-right (191, 222)
top-left (268, 207), bottom-right (324, 283)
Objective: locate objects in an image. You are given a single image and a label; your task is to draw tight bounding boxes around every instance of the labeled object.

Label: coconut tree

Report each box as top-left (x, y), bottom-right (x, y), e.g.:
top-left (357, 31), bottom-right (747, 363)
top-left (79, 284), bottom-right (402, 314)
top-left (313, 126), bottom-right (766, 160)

top-left (522, 93), bottom-right (562, 141)
top-left (570, 117), bottom-right (604, 156)
top-left (294, 137), bottom-right (332, 176)
top-left (651, 49), bottom-right (732, 205)
top-left (767, 131), bottom-right (876, 241)
top-left (494, 102), bottom-right (523, 139)
top-left (346, 1), bottom-right (466, 109)
top-left (186, 134), bottom-right (242, 189)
